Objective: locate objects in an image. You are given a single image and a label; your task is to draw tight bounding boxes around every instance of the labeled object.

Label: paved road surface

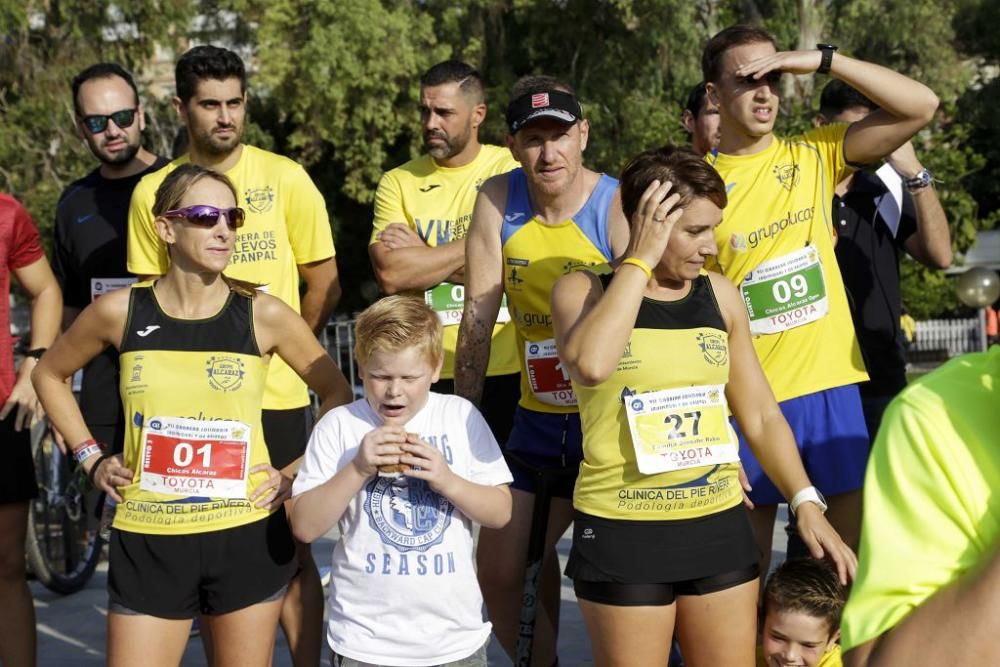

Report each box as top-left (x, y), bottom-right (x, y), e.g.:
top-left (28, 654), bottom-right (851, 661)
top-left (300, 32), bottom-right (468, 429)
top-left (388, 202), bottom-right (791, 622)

top-left (33, 512), bottom-right (790, 665)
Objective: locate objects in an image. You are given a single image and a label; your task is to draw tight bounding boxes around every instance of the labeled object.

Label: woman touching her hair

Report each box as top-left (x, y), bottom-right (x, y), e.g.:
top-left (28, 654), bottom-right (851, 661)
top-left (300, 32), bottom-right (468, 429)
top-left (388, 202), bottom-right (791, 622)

top-left (550, 146), bottom-right (856, 667)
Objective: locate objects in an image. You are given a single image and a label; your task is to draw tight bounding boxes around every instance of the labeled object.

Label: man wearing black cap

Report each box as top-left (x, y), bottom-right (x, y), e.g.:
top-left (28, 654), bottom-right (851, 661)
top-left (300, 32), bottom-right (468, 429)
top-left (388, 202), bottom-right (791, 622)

top-left (456, 75), bottom-right (629, 665)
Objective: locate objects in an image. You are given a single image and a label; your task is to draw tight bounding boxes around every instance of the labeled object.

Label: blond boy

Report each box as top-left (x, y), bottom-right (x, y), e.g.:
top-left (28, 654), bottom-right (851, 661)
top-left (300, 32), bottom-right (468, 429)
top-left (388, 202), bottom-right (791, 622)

top-left (289, 296), bottom-right (512, 666)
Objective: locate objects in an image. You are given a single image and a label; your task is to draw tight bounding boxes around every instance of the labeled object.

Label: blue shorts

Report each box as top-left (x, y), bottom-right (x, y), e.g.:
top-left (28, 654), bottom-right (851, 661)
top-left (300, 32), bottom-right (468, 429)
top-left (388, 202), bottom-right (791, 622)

top-left (505, 407), bottom-right (583, 498)
top-left (734, 384), bottom-right (870, 506)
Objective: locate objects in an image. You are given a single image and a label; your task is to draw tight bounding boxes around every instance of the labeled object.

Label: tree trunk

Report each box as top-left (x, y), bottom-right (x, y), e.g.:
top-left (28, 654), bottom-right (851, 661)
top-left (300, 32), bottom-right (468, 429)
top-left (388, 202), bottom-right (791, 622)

top-left (786, 0), bottom-right (829, 108)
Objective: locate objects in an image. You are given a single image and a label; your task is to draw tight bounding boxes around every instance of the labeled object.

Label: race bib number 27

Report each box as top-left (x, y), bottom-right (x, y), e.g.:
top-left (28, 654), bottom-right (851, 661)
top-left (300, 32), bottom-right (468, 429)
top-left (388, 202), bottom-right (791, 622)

top-left (625, 384), bottom-right (738, 474)
top-left (140, 417), bottom-right (251, 499)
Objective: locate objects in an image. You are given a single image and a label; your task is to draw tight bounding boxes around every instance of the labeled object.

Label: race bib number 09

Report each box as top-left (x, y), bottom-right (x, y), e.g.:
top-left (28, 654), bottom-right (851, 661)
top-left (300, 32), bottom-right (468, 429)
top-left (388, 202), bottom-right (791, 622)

top-left (525, 339), bottom-right (576, 407)
top-left (140, 417), bottom-right (251, 499)
top-left (740, 245), bottom-right (828, 336)
top-left (624, 384), bottom-right (738, 474)
top-left (424, 282), bottom-right (510, 326)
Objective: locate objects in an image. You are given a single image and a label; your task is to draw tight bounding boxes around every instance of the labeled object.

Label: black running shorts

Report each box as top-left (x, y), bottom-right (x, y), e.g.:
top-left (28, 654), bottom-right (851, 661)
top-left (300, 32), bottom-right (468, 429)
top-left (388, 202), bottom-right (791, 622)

top-left (108, 508), bottom-right (296, 618)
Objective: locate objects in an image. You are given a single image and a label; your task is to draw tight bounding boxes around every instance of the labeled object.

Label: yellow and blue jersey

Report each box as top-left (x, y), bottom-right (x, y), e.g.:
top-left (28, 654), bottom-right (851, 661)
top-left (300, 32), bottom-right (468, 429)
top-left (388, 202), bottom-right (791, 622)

top-left (501, 168), bottom-right (617, 414)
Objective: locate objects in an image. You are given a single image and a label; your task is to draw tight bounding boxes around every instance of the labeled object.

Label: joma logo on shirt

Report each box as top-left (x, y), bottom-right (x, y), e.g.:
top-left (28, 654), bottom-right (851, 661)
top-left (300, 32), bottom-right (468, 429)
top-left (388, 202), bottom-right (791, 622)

top-left (747, 206), bottom-right (814, 248)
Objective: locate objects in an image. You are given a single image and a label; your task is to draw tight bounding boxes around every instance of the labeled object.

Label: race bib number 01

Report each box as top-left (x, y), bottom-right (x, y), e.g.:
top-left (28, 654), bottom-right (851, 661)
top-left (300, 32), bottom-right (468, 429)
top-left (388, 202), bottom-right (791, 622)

top-left (91, 277), bottom-right (137, 302)
top-left (424, 282), bottom-right (510, 326)
top-left (740, 245), bottom-right (828, 336)
top-left (525, 339), bottom-right (576, 407)
top-left (624, 384), bottom-right (738, 474)
top-left (139, 417), bottom-right (251, 499)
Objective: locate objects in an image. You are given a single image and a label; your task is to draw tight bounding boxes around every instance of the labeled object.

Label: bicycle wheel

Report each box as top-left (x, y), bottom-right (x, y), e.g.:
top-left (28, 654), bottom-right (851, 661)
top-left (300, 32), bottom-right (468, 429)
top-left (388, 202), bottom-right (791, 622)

top-left (25, 419), bottom-right (103, 595)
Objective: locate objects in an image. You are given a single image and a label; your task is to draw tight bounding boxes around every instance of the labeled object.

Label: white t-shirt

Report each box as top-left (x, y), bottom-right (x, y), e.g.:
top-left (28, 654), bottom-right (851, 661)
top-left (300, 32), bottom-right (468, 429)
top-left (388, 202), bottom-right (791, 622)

top-left (292, 393), bottom-right (513, 666)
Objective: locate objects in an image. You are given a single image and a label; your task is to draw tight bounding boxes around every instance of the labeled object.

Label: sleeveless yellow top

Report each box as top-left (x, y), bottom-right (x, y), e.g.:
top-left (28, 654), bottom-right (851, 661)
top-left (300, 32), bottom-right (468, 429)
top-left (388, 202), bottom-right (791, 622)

top-left (574, 275), bottom-right (742, 520)
top-left (114, 284), bottom-right (274, 535)
top-left (501, 169), bottom-right (617, 414)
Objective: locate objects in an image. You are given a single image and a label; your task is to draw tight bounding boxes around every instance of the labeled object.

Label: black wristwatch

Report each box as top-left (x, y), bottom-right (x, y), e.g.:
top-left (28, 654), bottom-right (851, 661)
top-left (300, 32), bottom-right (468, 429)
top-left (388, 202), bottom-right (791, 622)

top-left (25, 347), bottom-right (47, 359)
top-left (816, 44), bottom-right (838, 75)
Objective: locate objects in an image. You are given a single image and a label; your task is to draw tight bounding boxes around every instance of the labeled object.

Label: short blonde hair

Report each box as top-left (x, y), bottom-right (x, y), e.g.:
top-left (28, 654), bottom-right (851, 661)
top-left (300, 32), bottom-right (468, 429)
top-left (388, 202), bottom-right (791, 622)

top-left (354, 296), bottom-right (442, 368)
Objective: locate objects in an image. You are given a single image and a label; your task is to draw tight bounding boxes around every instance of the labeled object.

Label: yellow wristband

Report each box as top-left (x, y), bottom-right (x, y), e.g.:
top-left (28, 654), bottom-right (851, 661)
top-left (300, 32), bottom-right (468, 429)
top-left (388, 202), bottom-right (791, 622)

top-left (621, 257), bottom-right (652, 280)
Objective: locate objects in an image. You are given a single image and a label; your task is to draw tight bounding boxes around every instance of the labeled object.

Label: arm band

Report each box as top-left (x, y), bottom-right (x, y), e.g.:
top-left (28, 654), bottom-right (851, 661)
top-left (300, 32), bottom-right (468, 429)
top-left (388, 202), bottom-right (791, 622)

top-left (620, 257), bottom-right (653, 280)
top-left (73, 441), bottom-right (103, 465)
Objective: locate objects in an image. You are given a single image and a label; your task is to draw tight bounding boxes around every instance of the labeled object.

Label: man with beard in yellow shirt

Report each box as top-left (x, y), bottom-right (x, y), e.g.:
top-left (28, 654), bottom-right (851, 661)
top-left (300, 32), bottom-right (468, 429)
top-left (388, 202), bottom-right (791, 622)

top-left (369, 60), bottom-right (520, 446)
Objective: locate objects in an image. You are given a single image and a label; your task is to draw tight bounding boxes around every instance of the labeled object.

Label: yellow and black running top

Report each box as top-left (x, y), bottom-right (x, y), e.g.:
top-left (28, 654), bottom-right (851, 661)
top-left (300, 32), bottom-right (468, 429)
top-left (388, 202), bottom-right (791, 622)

top-left (574, 274), bottom-right (743, 521)
top-left (114, 283), bottom-right (274, 535)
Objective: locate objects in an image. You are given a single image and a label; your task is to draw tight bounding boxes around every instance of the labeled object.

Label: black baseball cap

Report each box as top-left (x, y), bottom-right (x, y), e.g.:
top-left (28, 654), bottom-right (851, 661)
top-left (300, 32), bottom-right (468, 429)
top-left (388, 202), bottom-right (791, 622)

top-left (506, 90), bottom-right (583, 134)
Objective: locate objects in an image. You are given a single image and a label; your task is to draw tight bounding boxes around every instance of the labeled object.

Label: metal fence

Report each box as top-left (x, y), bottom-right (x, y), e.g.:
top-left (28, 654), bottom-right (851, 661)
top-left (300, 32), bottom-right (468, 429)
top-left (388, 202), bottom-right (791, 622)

top-left (912, 317), bottom-right (984, 358)
top-left (322, 318), bottom-right (360, 393)
top-left (321, 316), bottom-right (987, 388)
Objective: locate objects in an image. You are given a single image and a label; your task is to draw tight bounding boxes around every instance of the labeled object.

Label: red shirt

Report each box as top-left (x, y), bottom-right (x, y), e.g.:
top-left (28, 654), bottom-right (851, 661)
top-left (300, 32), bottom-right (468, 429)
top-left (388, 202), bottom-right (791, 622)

top-left (0, 195), bottom-right (45, 404)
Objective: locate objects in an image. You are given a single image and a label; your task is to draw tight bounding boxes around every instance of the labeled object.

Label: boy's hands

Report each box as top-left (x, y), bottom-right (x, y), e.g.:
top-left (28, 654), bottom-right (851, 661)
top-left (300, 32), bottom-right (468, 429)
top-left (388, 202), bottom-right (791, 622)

top-left (400, 434), bottom-right (456, 495)
top-left (352, 425), bottom-right (407, 477)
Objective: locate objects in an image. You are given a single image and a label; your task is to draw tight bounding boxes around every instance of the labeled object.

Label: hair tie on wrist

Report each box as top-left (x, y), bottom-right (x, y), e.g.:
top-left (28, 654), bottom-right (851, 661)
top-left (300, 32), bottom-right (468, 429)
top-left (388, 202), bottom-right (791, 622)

top-left (621, 257), bottom-right (653, 280)
top-left (87, 452), bottom-right (114, 489)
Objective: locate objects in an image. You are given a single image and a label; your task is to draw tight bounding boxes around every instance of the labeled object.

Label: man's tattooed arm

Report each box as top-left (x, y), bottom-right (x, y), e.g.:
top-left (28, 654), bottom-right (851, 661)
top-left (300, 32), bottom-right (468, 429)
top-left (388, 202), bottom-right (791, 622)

top-left (455, 295), bottom-right (495, 406)
top-left (454, 176), bottom-right (508, 408)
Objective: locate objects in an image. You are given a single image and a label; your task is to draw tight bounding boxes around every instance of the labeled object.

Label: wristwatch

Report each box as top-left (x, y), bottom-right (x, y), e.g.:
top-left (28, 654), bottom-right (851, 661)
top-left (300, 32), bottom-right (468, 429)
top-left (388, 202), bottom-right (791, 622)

top-left (790, 486), bottom-right (828, 514)
top-left (903, 168), bottom-right (934, 192)
top-left (25, 347), bottom-right (47, 359)
top-left (816, 44), bottom-right (838, 75)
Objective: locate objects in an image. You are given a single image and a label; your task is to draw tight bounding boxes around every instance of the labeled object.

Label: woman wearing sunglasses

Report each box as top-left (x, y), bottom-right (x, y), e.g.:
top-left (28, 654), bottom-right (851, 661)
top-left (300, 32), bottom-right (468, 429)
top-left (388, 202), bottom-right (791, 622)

top-left (33, 164), bottom-right (353, 667)
top-left (550, 147), bottom-right (856, 666)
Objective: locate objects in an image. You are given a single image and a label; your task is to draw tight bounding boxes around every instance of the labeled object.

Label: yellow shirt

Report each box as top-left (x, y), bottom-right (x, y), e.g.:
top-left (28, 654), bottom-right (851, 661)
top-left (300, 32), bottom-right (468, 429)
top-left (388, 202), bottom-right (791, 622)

top-left (370, 144), bottom-right (519, 378)
top-left (115, 285), bottom-right (273, 535)
top-left (841, 347), bottom-right (1000, 651)
top-left (127, 145), bottom-right (336, 410)
top-left (707, 125), bottom-right (867, 402)
top-left (757, 643), bottom-right (842, 667)
top-left (574, 275), bottom-right (741, 520)
top-left (502, 169), bottom-right (618, 414)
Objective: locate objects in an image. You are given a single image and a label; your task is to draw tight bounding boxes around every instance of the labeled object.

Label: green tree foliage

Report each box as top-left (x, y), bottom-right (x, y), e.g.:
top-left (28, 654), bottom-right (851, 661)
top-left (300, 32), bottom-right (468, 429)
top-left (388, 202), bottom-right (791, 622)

top-left (2, 0), bottom-right (996, 316)
top-left (0, 0), bottom-right (196, 241)
top-left (954, 0), bottom-right (1000, 221)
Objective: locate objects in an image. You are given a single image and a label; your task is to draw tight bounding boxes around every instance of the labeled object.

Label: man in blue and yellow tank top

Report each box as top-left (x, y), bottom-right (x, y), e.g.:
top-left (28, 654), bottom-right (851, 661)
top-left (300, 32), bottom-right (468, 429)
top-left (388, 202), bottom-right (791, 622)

top-left (701, 24), bottom-right (939, 573)
top-left (455, 75), bottom-right (629, 665)
top-left (369, 60), bottom-right (520, 445)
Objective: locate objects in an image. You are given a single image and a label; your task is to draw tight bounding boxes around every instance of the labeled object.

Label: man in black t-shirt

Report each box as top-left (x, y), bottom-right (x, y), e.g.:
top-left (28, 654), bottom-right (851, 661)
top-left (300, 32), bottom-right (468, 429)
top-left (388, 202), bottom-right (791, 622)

top-left (53, 63), bottom-right (168, 452)
top-left (818, 80), bottom-right (952, 437)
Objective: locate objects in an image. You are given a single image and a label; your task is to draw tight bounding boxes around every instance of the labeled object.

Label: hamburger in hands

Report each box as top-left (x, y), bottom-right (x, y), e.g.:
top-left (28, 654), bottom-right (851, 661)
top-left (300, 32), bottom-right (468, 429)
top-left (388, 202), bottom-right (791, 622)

top-left (377, 432), bottom-right (421, 477)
